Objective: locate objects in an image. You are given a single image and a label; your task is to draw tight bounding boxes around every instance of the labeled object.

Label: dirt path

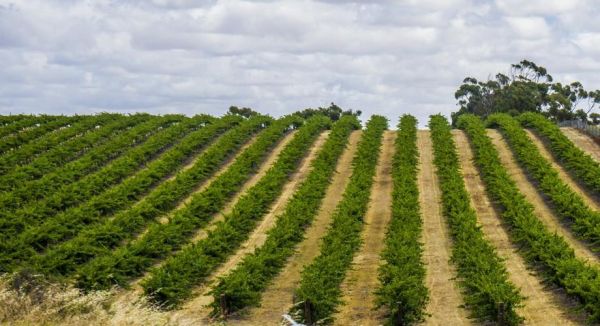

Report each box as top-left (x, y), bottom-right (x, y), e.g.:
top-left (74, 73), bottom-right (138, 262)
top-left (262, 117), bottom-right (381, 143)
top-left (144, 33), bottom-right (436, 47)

top-left (525, 129), bottom-right (600, 209)
top-left (170, 131), bottom-right (330, 324)
top-left (331, 131), bottom-right (395, 326)
top-left (560, 127), bottom-right (600, 162)
top-left (418, 130), bottom-right (471, 326)
top-left (488, 129), bottom-right (600, 265)
top-left (227, 131), bottom-right (363, 325)
top-left (454, 130), bottom-right (585, 325)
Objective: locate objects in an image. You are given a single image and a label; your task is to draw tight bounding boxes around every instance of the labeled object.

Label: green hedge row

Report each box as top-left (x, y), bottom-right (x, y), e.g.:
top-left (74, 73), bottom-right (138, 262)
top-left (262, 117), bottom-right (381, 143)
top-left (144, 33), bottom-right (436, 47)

top-left (0, 116), bottom-right (83, 154)
top-left (488, 113), bottom-right (600, 249)
top-left (457, 114), bottom-right (600, 322)
top-left (0, 115), bottom-right (82, 155)
top-left (0, 114), bottom-right (194, 214)
top-left (0, 115), bottom-right (243, 272)
top-left (375, 115), bottom-right (428, 325)
top-left (0, 114), bottom-right (151, 188)
top-left (0, 115), bottom-right (60, 138)
top-left (291, 115), bottom-right (387, 325)
top-left (0, 114), bottom-right (122, 176)
top-left (208, 115), bottom-right (359, 317)
top-left (141, 115), bottom-right (332, 308)
top-left (518, 112), bottom-right (600, 195)
top-left (74, 115), bottom-right (303, 290)
top-left (26, 115), bottom-right (271, 277)
top-left (430, 115), bottom-right (523, 324)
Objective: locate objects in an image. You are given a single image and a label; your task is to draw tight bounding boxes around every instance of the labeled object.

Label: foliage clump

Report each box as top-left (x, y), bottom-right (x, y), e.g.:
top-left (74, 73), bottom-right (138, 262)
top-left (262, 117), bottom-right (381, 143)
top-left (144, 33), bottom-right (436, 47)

top-left (297, 102), bottom-right (362, 121)
top-left (453, 59), bottom-right (600, 125)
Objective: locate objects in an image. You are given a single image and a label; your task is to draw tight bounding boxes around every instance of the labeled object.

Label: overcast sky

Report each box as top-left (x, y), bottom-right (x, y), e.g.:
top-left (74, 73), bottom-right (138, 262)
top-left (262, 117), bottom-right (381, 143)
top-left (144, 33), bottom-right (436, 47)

top-left (1, 0), bottom-right (599, 126)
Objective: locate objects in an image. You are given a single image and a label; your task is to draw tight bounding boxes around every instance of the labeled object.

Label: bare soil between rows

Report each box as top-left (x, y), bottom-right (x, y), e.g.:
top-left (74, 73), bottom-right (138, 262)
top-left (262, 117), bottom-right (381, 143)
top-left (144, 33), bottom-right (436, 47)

top-left (488, 129), bottom-right (600, 266)
top-left (454, 130), bottom-right (585, 325)
top-left (332, 130), bottom-right (396, 326)
top-left (418, 130), bottom-right (472, 326)
top-left (560, 127), bottom-right (600, 162)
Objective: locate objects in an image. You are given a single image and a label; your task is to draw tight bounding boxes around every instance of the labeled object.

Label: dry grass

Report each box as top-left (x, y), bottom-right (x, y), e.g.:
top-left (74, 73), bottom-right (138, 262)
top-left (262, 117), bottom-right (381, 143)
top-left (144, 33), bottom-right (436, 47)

top-left (0, 271), bottom-right (174, 326)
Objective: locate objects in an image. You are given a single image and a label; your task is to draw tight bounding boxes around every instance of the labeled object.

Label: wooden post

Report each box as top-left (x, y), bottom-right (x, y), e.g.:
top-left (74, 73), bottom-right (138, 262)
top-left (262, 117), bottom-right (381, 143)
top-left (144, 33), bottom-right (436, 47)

top-left (393, 306), bottom-right (404, 326)
top-left (220, 294), bottom-right (228, 318)
top-left (497, 302), bottom-right (507, 325)
top-left (304, 300), bottom-right (313, 325)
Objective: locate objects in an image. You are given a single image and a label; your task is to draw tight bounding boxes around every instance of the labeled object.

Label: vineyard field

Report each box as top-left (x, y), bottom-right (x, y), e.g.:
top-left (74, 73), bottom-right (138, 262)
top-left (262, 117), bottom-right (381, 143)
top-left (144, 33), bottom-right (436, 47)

top-left (1, 112), bottom-right (600, 326)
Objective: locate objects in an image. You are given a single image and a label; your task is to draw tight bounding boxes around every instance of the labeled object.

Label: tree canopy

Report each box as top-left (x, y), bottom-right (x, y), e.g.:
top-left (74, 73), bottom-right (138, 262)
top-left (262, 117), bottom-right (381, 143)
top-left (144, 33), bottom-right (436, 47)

top-left (227, 106), bottom-right (259, 118)
top-left (453, 60), bottom-right (600, 125)
top-left (297, 102), bottom-right (361, 121)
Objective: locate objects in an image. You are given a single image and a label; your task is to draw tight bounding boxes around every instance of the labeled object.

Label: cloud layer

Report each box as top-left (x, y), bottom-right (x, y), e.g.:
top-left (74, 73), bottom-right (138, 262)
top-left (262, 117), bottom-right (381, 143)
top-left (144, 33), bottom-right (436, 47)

top-left (1, 0), bottom-right (599, 126)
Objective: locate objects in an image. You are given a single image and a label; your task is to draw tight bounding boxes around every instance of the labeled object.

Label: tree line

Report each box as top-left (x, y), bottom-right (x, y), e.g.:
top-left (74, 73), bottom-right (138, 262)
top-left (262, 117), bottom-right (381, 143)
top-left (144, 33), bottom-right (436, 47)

top-left (453, 60), bottom-right (600, 125)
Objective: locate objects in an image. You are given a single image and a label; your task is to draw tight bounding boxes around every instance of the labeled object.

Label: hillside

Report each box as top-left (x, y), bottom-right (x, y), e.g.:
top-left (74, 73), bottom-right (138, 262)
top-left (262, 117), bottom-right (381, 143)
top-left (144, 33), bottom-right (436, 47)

top-left (1, 112), bottom-right (600, 325)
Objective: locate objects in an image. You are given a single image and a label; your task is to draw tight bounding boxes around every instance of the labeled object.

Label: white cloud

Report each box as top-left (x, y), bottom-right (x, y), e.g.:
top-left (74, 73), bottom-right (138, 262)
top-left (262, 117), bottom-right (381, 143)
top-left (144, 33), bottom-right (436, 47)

top-left (0, 0), bottom-right (599, 126)
top-left (574, 33), bottom-right (600, 54)
top-left (496, 0), bottom-right (581, 16)
top-left (505, 16), bottom-right (551, 39)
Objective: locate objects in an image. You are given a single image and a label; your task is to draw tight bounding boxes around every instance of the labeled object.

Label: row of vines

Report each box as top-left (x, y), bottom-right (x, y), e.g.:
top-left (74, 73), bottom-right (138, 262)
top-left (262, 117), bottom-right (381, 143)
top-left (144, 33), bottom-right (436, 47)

top-left (74, 114), bottom-right (304, 291)
top-left (430, 114), bottom-right (523, 324)
top-left (208, 115), bottom-right (360, 317)
top-left (375, 115), bottom-right (428, 325)
top-left (0, 115), bottom-right (244, 272)
top-left (290, 115), bottom-right (387, 324)
top-left (141, 115), bottom-right (331, 307)
top-left (27, 115), bottom-right (271, 277)
top-left (458, 114), bottom-right (600, 322)
top-left (488, 113), bottom-right (600, 249)
top-left (1, 111), bottom-right (600, 324)
top-left (519, 112), bottom-right (600, 194)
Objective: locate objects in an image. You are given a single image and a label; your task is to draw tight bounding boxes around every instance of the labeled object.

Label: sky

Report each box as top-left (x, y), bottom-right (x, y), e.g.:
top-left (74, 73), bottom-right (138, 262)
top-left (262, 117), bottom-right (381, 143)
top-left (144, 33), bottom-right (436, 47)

top-left (1, 0), bottom-right (600, 127)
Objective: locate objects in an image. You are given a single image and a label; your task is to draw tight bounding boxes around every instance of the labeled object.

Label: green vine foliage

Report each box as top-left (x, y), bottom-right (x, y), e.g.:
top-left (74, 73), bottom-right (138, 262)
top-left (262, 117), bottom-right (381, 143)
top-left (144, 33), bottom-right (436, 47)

top-left (0, 114), bottom-right (196, 215)
top-left (141, 115), bottom-right (332, 308)
top-left (430, 114), bottom-right (523, 325)
top-left (0, 114), bottom-right (127, 179)
top-left (0, 115), bottom-right (61, 139)
top-left (74, 114), bottom-right (304, 291)
top-left (518, 112), bottom-right (600, 195)
top-left (27, 115), bottom-right (271, 277)
top-left (0, 115), bottom-right (244, 272)
top-left (457, 114), bottom-right (600, 322)
top-left (375, 115), bottom-right (428, 325)
top-left (487, 113), bottom-right (600, 249)
top-left (207, 115), bottom-right (360, 317)
top-left (292, 115), bottom-right (387, 325)
top-left (0, 115), bottom-right (84, 155)
top-left (0, 115), bottom-right (153, 187)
